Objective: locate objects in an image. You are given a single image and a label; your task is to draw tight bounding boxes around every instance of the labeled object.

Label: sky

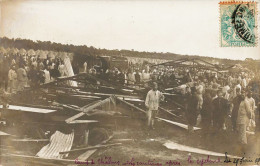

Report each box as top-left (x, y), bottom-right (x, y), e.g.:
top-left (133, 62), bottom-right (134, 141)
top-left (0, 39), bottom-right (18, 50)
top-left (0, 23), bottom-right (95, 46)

top-left (0, 0), bottom-right (259, 60)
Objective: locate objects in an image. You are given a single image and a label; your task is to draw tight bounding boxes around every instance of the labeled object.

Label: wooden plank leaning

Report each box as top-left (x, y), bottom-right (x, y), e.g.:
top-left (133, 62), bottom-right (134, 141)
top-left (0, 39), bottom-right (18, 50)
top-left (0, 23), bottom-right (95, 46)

top-left (65, 98), bottom-right (111, 123)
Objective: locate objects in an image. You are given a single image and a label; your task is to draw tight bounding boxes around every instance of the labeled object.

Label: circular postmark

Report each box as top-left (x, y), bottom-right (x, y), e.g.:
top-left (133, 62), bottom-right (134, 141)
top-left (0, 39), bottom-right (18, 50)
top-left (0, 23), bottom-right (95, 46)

top-left (232, 4), bottom-right (255, 43)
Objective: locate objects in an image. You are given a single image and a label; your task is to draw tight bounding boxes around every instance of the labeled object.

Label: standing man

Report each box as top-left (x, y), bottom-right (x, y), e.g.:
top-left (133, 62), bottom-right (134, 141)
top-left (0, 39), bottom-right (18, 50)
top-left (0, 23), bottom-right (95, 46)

top-left (1, 55), bottom-right (10, 91)
top-left (212, 90), bottom-right (229, 131)
top-left (83, 61), bottom-right (88, 73)
top-left (8, 65), bottom-right (17, 93)
top-left (237, 90), bottom-right (251, 145)
top-left (17, 65), bottom-right (28, 91)
top-left (231, 88), bottom-right (243, 131)
top-left (145, 82), bottom-right (164, 129)
top-left (185, 87), bottom-right (200, 133)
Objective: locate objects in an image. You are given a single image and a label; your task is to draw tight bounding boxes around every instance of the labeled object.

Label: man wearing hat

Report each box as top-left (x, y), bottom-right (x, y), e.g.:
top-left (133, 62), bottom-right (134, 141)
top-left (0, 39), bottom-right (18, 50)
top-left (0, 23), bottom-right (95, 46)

top-left (185, 86), bottom-right (200, 133)
top-left (8, 65), bottom-right (17, 93)
top-left (212, 89), bottom-right (229, 131)
top-left (145, 82), bottom-right (164, 129)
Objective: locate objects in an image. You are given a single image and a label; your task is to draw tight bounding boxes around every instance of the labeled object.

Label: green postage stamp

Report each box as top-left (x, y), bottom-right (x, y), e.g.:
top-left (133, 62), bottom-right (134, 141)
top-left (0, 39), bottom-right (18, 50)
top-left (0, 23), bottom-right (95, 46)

top-left (220, 1), bottom-right (258, 47)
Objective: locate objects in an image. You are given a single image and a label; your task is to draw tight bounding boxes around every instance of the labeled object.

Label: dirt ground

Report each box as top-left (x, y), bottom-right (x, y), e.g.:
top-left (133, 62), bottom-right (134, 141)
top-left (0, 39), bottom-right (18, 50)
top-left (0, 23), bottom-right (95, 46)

top-left (88, 119), bottom-right (260, 166)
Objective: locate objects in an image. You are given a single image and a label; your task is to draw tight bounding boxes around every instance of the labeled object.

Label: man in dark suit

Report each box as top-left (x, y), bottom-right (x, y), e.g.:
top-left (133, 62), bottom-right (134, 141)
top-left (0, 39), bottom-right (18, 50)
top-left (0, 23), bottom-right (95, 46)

top-left (212, 89), bottom-right (229, 131)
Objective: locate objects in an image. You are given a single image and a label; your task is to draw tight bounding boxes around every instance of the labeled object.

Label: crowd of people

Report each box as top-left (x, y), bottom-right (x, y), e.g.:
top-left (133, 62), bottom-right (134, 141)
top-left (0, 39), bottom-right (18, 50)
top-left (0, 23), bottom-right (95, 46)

top-left (0, 52), bottom-right (68, 93)
top-left (98, 62), bottom-right (259, 146)
top-left (1, 50), bottom-right (259, 146)
top-left (189, 76), bottom-right (258, 145)
top-left (142, 65), bottom-right (259, 146)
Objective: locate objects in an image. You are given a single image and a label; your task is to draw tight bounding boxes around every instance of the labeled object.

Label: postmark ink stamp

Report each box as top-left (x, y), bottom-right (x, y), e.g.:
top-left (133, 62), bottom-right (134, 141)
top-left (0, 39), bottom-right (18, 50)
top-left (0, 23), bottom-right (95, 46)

top-left (220, 1), bottom-right (257, 47)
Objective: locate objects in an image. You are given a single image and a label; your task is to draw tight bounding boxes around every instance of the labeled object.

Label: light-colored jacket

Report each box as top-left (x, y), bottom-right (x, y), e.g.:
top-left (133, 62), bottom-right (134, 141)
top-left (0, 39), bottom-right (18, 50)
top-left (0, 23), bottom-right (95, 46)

top-left (8, 69), bottom-right (17, 81)
top-left (17, 68), bottom-right (27, 82)
top-left (145, 90), bottom-right (164, 111)
top-left (237, 100), bottom-right (251, 125)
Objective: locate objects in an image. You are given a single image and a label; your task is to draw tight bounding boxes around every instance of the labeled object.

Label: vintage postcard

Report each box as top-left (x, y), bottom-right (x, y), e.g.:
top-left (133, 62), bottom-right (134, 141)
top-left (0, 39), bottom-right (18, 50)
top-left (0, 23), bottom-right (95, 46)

top-left (0, 0), bottom-right (260, 166)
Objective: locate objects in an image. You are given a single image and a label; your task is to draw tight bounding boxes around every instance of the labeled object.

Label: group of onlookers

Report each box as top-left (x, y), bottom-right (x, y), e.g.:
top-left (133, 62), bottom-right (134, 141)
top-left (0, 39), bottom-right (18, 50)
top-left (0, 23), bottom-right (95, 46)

top-left (144, 71), bottom-right (259, 146)
top-left (0, 53), bottom-right (67, 93)
top-left (184, 74), bottom-right (259, 145)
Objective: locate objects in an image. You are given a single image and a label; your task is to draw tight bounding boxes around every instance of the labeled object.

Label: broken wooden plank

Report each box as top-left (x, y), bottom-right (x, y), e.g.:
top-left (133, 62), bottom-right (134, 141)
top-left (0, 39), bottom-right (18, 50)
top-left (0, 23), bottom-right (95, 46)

top-left (61, 104), bottom-right (81, 112)
top-left (10, 102), bottom-right (63, 110)
top-left (65, 112), bottom-right (85, 123)
top-left (59, 143), bottom-right (122, 154)
top-left (116, 97), bottom-right (146, 114)
top-left (11, 139), bottom-right (49, 142)
top-left (111, 139), bottom-right (136, 142)
top-left (0, 105), bottom-right (56, 114)
top-left (159, 107), bottom-right (181, 119)
top-left (74, 134), bottom-right (114, 163)
top-left (163, 141), bottom-right (240, 158)
top-left (65, 98), bottom-right (111, 123)
top-left (67, 120), bottom-right (99, 124)
top-left (0, 130), bottom-right (11, 136)
top-left (117, 97), bottom-right (144, 102)
top-left (156, 117), bottom-right (201, 130)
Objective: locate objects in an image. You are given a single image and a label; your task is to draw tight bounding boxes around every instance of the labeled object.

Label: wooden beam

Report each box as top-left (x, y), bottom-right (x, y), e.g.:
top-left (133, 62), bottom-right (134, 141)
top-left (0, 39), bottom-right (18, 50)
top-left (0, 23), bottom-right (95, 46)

top-left (158, 107), bottom-right (181, 119)
top-left (72, 135), bottom-right (114, 164)
top-left (59, 143), bottom-right (122, 154)
top-left (164, 141), bottom-right (240, 158)
top-left (116, 97), bottom-right (146, 114)
top-left (156, 117), bottom-right (200, 131)
top-left (67, 120), bottom-right (99, 124)
top-left (11, 139), bottom-right (49, 142)
top-left (0, 105), bottom-right (56, 114)
top-left (65, 98), bottom-right (111, 123)
top-left (0, 131), bottom-right (11, 136)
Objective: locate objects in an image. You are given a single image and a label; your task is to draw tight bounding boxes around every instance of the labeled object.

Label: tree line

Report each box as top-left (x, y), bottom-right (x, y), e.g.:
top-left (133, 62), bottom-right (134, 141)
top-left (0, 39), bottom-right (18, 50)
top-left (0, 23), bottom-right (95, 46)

top-left (0, 37), bottom-right (246, 67)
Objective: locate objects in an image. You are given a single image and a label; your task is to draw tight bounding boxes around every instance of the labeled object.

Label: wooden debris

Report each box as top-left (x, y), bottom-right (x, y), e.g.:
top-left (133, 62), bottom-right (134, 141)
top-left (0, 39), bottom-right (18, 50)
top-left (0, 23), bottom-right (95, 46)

top-left (116, 97), bottom-right (146, 114)
top-left (12, 139), bottom-right (49, 142)
top-left (59, 143), bottom-right (122, 154)
top-left (75, 134), bottom-right (114, 162)
top-left (0, 105), bottom-right (56, 114)
top-left (0, 130), bottom-right (11, 136)
top-left (164, 141), bottom-right (240, 158)
top-left (65, 98), bottom-right (111, 123)
top-left (156, 117), bottom-right (201, 130)
top-left (159, 107), bottom-right (181, 119)
top-left (67, 120), bottom-right (98, 124)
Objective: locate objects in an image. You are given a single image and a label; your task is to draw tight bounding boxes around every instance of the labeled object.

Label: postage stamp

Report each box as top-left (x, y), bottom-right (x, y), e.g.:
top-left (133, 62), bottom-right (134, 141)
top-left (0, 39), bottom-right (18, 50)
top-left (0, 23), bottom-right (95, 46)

top-left (220, 1), bottom-right (257, 47)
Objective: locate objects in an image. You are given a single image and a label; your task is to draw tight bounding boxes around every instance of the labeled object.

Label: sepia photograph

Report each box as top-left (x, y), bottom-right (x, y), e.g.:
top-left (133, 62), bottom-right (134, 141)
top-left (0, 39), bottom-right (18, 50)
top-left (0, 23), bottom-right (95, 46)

top-left (0, 0), bottom-right (260, 165)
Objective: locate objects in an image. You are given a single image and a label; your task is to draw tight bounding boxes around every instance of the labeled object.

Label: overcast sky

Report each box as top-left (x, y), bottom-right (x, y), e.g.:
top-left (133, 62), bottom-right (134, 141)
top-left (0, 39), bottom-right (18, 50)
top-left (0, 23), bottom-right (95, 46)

top-left (0, 0), bottom-right (259, 60)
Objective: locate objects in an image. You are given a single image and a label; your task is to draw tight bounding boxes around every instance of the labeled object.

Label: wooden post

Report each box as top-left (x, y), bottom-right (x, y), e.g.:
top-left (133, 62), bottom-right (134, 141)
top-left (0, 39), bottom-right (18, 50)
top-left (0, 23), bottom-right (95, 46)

top-left (84, 129), bottom-right (89, 146)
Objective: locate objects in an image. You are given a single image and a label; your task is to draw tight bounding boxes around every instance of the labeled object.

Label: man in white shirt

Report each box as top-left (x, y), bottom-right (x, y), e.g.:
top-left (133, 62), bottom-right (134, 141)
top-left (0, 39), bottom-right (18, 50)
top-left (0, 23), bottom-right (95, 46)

top-left (145, 82), bottom-right (164, 129)
top-left (195, 80), bottom-right (204, 110)
top-left (222, 82), bottom-right (231, 100)
top-left (245, 91), bottom-right (256, 131)
top-left (43, 68), bottom-right (51, 83)
top-left (241, 76), bottom-right (247, 88)
top-left (83, 62), bottom-right (88, 73)
top-left (234, 80), bottom-right (242, 96)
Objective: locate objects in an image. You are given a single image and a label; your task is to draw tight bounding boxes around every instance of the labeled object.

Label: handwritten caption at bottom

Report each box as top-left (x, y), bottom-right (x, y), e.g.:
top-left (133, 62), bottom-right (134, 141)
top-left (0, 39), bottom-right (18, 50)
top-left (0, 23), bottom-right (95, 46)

top-left (75, 154), bottom-right (260, 166)
top-left (74, 155), bottom-right (221, 166)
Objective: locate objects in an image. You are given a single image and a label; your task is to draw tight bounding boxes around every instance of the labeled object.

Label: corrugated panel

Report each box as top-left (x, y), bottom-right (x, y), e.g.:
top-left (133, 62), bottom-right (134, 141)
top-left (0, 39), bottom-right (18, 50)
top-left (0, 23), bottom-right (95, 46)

top-left (36, 131), bottom-right (74, 159)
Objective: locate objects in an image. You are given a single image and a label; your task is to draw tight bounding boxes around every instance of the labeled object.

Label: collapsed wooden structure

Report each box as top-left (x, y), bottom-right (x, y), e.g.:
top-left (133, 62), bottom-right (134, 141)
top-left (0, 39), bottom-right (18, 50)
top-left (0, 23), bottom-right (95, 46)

top-left (151, 57), bottom-right (223, 73)
top-left (0, 70), bottom-right (193, 165)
